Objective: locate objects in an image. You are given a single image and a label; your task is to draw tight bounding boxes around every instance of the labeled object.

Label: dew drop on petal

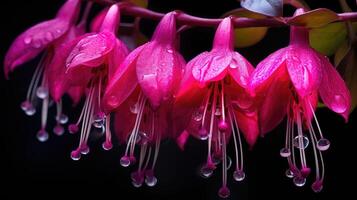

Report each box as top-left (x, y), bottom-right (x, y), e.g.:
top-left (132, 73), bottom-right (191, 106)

top-left (37, 129), bottom-right (49, 142)
top-left (53, 125), bottom-right (64, 136)
top-left (36, 86), bottom-right (49, 99)
top-left (293, 176), bottom-right (306, 187)
top-left (280, 148), bottom-right (291, 157)
top-left (166, 48), bottom-right (173, 54)
top-left (31, 40), bottom-right (42, 48)
top-left (293, 135), bottom-right (309, 149)
top-left (317, 138), bottom-right (330, 151)
top-left (233, 170), bottom-right (245, 181)
top-left (45, 32), bottom-right (54, 41)
top-left (331, 95), bottom-right (347, 113)
top-left (24, 37), bottom-right (32, 44)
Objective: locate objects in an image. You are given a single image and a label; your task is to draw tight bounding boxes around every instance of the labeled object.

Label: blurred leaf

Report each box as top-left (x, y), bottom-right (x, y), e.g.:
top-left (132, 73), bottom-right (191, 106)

top-left (309, 22), bottom-right (347, 56)
top-left (223, 8), bottom-right (268, 48)
top-left (336, 45), bottom-right (357, 111)
top-left (240, 0), bottom-right (283, 17)
top-left (129, 0), bottom-right (148, 8)
top-left (334, 40), bottom-right (350, 66)
top-left (287, 8), bottom-right (339, 28)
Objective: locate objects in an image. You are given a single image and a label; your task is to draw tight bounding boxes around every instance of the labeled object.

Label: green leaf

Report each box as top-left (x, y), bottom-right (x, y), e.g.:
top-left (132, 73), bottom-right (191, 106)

top-left (129, 0), bottom-right (148, 8)
top-left (334, 40), bottom-right (350, 66)
top-left (309, 22), bottom-right (347, 56)
top-left (240, 0), bottom-right (283, 17)
top-left (287, 8), bottom-right (339, 28)
top-left (223, 9), bottom-right (268, 48)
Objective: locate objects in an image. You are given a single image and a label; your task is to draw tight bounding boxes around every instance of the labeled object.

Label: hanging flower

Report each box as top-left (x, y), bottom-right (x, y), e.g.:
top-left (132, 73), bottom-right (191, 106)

top-left (249, 8), bottom-right (351, 193)
top-left (102, 12), bottom-right (185, 187)
top-left (64, 4), bottom-right (129, 160)
top-left (174, 17), bottom-right (259, 198)
top-left (4, 0), bottom-right (81, 141)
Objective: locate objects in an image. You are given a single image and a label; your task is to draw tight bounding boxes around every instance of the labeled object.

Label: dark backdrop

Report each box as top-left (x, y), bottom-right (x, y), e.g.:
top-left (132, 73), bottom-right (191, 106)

top-left (1, 0), bottom-right (356, 199)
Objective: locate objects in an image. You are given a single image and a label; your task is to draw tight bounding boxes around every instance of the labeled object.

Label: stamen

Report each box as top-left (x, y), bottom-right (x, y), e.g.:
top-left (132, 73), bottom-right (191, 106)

top-left (198, 87), bottom-right (212, 140)
top-left (207, 84), bottom-right (218, 165)
top-left (102, 114), bottom-right (113, 150)
top-left (309, 102), bottom-right (330, 151)
top-left (218, 131), bottom-right (230, 199)
top-left (36, 96), bottom-right (49, 142)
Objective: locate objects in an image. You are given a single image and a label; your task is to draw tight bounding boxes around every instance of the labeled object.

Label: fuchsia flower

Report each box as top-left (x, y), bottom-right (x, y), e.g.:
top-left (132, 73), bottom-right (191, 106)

top-left (249, 8), bottom-right (351, 192)
top-left (63, 4), bottom-right (129, 160)
top-left (4, 0), bottom-right (81, 141)
top-left (174, 17), bottom-right (259, 198)
top-left (102, 12), bottom-right (185, 187)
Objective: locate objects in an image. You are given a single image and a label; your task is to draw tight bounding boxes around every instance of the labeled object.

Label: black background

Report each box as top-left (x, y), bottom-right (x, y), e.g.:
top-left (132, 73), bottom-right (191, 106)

top-left (1, 0), bottom-right (356, 199)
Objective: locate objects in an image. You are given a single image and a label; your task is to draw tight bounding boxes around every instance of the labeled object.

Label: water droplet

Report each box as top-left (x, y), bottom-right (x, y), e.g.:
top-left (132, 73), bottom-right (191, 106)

top-left (230, 60), bottom-right (239, 69)
top-left (293, 176), bottom-right (306, 187)
top-left (107, 95), bottom-right (119, 108)
top-left (200, 165), bottom-right (214, 178)
top-left (53, 125), bottom-right (64, 136)
top-left (56, 29), bottom-right (62, 33)
top-left (130, 103), bottom-right (139, 114)
top-left (31, 40), bottom-right (42, 48)
top-left (167, 49), bottom-right (173, 54)
top-left (198, 128), bottom-right (208, 140)
top-left (68, 124), bottom-right (79, 134)
top-left (37, 129), bottom-right (49, 142)
top-left (285, 169), bottom-right (294, 178)
top-left (233, 170), bottom-right (245, 181)
top-left (141, 73), bottom-right (157, 81)
top-left (145, 175), bottom-right (158, 187)
top-left (45, 32), bottom-right (53, 41)
top-left (192, 110), bottom-right (203, 121)
top-left (102, 141), bottom-right (113, 151)
top-left (218, 186), bottom-right (230, 198)
top-left (280, 148), bottom-right (291, 157)
top-left (80, 145), bottom-right (90, 155)
top-left (36, 86), bottom-right (48, 99)
top-left (331, 95), bottom-right (347, 113)
top-left (24, 37), bottom-right (32, 44)
top-left (215, 108), bottom-right (222, 116)
top-left (93, 113), bottom-right (105, 128)
top-left (56, 114), bottom-right (68, 124)
top-left (317, 138), bottom-right (330, 151)
top-left (120, 156), bottom-right (131, 167)
top-left (70, 150), bottom-right (81, 161)
top-left (25, 107), bottom-right (36, 116)
top-left (293, 135), bottom-right (309, 149)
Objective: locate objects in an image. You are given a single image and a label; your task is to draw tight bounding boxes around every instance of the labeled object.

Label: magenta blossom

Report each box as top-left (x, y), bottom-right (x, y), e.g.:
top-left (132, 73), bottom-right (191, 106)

top-left (174, 17), bottom-right (259, 198)
top-left (62, 4), bottom-right (129, 161)
top-left (249, 8), bottom-right (351, 193)
top-left (4, 0), bottom-right (81, 141)
top-left (102, 12), bottom-right (185, 187)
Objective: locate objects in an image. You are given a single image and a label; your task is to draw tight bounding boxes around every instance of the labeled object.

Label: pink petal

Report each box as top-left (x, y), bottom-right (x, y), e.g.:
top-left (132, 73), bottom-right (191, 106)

top-left (234, 109), bottom-right (260, 147)
top-left (318, 55), bottom-right (351, 121)
top-left (107, 39), bottom-right (129, 80)
top-left (55, 0), bottom-right (81, 23)
top-left (67, 86), bottom-right (85, 106)
top-left (4, 19), bottom-right (70, 78)
top-left (66, 31), bottom-right (115, 69)
top-left (258, 66), bottom-right (291, 134)
top-left (286, 45), bottom-right (322, 97)
top-left (191, 50), bottom-right (232, 84)
top-left (90, 7), bottom-right (109, 32)
top-left (249, 47), bottom-right (287, 95)
top-left (212, 17), bottom-right (234, 51)
top-left (228, 51), bottom-right (255, 88)
top-left (151, 12), bottom-right (177, 46)
top-left (102, 45), bottom-right (145, 113)
top-left (99, 4), bottom-right (120, 33)
top-left (136, 42), bottom-right (184, 109)
top-left (176, 130), bottom-right (190, 151)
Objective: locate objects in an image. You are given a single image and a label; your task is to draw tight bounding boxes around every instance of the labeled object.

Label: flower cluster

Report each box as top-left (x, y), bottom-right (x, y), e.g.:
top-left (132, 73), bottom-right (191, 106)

top-left (4, 1), bottom-right (351, 198)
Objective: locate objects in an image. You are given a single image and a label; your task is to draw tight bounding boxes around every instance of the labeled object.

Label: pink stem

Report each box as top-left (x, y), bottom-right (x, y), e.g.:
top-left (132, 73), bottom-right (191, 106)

top-left (84, 0), bottom-right (357, 28)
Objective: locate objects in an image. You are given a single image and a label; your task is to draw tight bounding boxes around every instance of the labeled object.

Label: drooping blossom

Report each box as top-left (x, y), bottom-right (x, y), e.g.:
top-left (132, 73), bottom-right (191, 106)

top-left (174, 17), bottom-right (259, 198)
top-left (63, 4), bottom-right (129, 160)
top-left (4, 0), bottom-right (81, 141)
top-left (102, 12), bottom-right (185, 187)
top-left (249, 8), bottom-right (351, 193)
